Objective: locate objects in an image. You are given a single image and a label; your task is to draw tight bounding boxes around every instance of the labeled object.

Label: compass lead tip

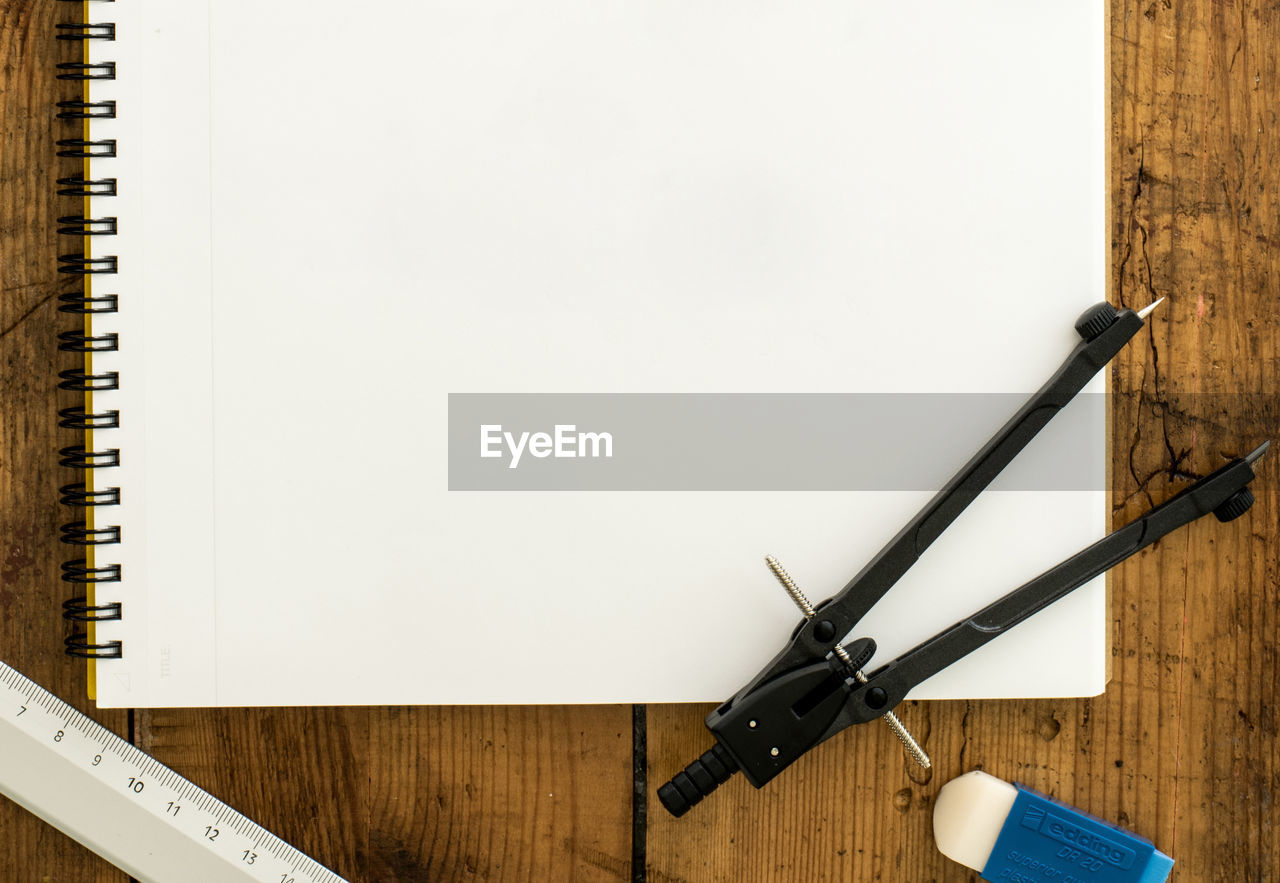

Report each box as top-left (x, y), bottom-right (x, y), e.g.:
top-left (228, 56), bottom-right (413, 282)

top-left (1136, 296), bottom-right (1166, 321)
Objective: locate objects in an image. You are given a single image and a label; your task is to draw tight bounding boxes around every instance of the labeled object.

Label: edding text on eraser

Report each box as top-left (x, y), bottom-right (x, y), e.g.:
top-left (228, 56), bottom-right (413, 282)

top-left (933, 771), bottom-right (1174, 883)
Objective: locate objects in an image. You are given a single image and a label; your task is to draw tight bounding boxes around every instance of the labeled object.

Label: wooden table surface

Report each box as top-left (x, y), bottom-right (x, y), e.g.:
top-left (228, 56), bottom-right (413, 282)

top-left (2, 1), bottom-right (1277, 880)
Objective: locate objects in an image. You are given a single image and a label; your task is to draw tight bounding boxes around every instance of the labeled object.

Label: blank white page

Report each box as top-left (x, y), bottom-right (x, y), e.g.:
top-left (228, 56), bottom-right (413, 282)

top-left (90, 1), bottom-right (1106, 706)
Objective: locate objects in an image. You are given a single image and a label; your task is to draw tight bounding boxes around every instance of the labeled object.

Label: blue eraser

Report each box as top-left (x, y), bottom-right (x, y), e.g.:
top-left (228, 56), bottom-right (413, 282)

top-left (933, 771), bottom-right (1173, 883)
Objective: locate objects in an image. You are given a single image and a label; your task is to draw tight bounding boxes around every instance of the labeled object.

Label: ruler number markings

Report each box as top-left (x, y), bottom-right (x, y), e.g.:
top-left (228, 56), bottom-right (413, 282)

top-left (0, 663), bottom-right (344, 882)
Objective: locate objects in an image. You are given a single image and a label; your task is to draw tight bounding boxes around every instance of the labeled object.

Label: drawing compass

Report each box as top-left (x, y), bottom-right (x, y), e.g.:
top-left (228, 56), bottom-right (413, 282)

top-left (658, 299), bottom-right (1268, 816)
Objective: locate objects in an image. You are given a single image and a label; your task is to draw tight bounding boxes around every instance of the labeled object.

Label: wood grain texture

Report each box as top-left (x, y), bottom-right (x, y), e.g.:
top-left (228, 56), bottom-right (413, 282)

top-left (1105, 2), bottom-right (1279, 880)
top-left (647, 1), bottom-right (1280, 880)
top-left (364, 706), bottom-right (634, 881)
top-left (132, 705), bottom-right (637, 882)
top-left (2, 0), bottom-right (1278, 881)
top-left (1, 0), bottom-right (130, 879)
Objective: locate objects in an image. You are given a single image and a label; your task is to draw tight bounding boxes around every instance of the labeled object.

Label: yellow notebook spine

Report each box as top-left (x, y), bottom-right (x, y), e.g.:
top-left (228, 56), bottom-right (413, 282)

top-left (55, 0), bottom-right (124, 694)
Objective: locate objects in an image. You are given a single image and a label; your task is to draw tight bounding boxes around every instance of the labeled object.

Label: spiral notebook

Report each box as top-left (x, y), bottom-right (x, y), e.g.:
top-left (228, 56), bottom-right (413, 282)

top-left (59, 2), bottom-right (1106, 707)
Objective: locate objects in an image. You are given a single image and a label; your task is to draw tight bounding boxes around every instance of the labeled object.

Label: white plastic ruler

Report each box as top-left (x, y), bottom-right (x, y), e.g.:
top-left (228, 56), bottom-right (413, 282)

top-left (0, 660), bottom-right (348, 882)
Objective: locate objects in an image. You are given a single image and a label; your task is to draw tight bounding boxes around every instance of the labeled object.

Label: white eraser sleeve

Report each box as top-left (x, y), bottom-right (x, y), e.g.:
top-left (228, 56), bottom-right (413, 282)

top-left (932, 770), bottom-right (1018, 871)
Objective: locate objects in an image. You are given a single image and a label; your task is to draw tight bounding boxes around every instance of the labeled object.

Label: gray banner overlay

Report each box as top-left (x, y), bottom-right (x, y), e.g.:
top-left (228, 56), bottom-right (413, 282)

top-left (448, 393), bottom-right (1108, 491)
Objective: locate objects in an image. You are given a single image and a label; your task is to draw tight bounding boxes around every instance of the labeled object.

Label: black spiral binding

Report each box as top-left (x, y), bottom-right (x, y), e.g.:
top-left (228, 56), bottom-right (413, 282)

top-left (57, 0), bottom-right (123, 660)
